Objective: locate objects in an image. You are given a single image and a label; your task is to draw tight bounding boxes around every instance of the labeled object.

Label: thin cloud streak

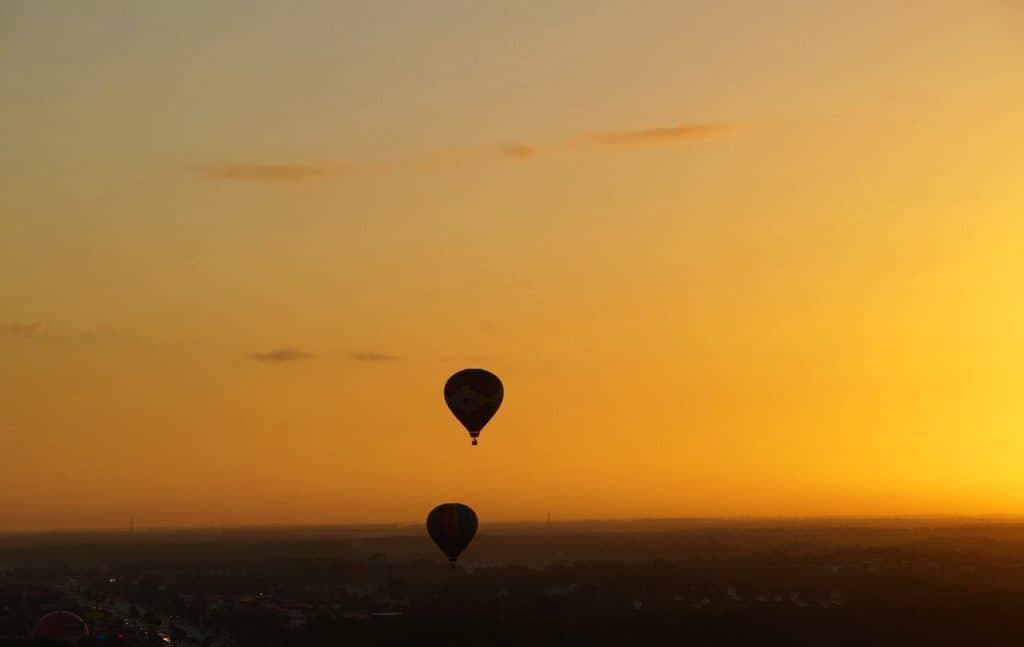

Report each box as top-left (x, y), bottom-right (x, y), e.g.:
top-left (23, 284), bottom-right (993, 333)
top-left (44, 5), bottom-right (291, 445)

top-left (205, 164), bottom-right (330, 183)
top-left (497, 121), bottom-right (735, 159)
top-left (250, 348), bottom-right (312, 363)
top-left (0, 321), bottom-right (141, 347)
top-left (201, 120), bottom-right (736, 182)
top-left (0, 321), bottom-right (52, 338)
top-left (249, 349), bottom-right (400, 363)
top-left (575, 122), bottom-right (736, 148)
top-left (498, 144), bottom-right (540, 160)
top-left (347, 351), bottom-right (400, 362)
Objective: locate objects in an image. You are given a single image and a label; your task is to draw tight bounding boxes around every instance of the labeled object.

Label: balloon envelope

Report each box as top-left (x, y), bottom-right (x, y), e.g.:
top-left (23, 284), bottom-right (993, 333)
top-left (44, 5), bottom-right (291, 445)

top-left (427, 503), bottom-right (478, 565)
top-left (33, 611), bottom-right (90, 642)
top-left (444, 369), bottom-right (503, 445)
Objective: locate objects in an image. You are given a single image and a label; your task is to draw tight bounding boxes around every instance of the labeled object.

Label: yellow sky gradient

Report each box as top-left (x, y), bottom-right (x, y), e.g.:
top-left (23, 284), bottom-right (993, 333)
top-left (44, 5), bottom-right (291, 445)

top-left (1, 1), bottom-right (1022, 531)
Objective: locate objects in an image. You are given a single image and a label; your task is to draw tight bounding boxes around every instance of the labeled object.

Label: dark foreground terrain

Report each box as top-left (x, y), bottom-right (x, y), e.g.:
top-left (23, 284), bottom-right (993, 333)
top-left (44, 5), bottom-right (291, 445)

top-left (3, 519), bottom-right (1024, 645)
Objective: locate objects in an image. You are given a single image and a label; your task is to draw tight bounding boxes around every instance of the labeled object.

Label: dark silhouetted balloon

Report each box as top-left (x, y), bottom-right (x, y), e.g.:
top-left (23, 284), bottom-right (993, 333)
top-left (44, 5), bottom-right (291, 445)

top-left (33, 611), bottom-right (90, 643)
top-left (444, 368), bottom-right (503, 445)
top-left (427, 502), bottom-right (478, 567)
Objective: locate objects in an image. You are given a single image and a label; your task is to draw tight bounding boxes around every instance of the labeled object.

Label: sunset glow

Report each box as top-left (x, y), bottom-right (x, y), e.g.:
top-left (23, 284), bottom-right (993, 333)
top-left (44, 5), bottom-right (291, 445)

top-left (2, 1), bottom-right (1022, 531)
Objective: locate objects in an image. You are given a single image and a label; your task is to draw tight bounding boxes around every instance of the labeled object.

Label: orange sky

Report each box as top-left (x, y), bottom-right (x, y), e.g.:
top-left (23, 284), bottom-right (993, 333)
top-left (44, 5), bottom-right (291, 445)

top-left (1, 1), bottom-right (1022, 531)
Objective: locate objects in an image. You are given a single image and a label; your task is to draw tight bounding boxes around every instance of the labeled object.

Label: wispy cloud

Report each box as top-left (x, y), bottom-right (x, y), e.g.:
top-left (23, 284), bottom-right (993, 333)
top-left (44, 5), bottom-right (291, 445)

top-left (498, 144), bottom-right (540, 160)
top-left (0, 321), bottom-right (51, 338)
top-left (1, 321), bottom-right (140, 346)
top-left (201, 120), bottom-right (737, 182)
top-left (347, 351), bottom-right (400, 362)
top-left (250, 348), bottom-right (312, 363)
top-left (204, 164), bottom-right (330, 183)
top-left (575, 122), bottom-right (736, 148)
top-left (494, 121), bottom-right (734, 159)
top-left (249, 348), bottom-right (399, 363)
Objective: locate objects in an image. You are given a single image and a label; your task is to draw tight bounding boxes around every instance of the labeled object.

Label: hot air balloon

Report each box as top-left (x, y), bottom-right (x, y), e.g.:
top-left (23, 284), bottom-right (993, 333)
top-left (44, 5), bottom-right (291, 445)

top-left (33, 611), bottom-right (90, 643)
top-left (427, 503), bottom-right (478, 568)
top-left (444, 369), bottom-right (503, 445)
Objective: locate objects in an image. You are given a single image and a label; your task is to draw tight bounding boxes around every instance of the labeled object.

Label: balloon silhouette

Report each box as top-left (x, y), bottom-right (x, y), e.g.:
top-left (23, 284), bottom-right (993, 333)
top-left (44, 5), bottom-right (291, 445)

top-left (444, 369), bottom-right (503, 445)
top-left (427, 502), bottom-right (478, 567)
top-left (34, 611), bottom-right (90, 642)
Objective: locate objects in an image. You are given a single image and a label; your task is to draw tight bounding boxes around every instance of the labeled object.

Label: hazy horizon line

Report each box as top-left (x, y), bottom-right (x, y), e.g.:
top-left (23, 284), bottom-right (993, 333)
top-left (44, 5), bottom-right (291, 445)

top-left (5, 513), bottom-right (1024, 538)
